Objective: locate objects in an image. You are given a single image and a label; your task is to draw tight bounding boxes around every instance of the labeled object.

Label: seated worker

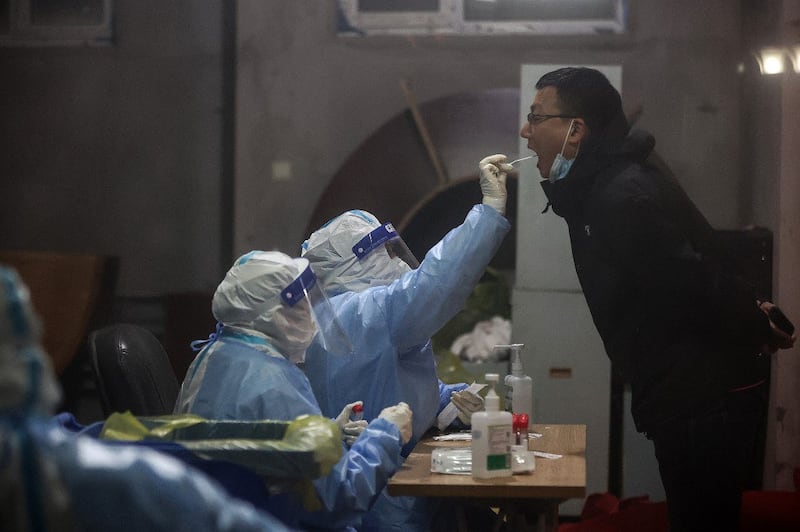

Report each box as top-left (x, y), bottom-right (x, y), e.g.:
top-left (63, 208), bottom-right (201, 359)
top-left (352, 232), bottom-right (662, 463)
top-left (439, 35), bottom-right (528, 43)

top-left (299, 155), bottom-right (513, 531)
top-left (0, 266), bottom-right (297, 532)
top-left (174, 251), bottom-right (412, 532)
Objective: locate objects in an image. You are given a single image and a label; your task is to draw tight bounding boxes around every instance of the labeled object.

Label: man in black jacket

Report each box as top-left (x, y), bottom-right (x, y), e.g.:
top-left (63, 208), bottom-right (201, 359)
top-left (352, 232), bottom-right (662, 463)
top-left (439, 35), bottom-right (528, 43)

top-left (509, 66), bottom-right (796, 531)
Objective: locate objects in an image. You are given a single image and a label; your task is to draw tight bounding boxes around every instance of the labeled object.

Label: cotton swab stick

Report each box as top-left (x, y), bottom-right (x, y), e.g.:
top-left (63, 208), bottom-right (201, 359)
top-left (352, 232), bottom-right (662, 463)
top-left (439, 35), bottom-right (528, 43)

top-left (509, 155), bottom-right (536, 165)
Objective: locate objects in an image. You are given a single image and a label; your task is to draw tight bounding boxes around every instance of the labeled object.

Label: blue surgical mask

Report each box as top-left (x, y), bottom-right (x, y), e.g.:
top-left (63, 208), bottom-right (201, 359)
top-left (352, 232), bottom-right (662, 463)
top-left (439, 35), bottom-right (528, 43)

top-left (548, 119), bottom-right (578, 183)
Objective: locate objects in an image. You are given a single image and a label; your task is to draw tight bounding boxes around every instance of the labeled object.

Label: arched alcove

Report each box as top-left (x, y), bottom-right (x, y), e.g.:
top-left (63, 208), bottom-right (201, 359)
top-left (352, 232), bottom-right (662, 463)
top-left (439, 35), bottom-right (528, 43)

top-left (305, 87), bottom-right (522, 266)
top-left (397, 175), bottom-right (517, 270)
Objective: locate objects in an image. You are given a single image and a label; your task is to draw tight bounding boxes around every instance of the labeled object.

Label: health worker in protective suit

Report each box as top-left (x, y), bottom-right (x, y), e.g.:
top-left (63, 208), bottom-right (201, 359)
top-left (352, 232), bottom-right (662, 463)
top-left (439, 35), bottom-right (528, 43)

top-left (0, 266), bottom-right (298, 532)
top-left (300, 155), bottom-right (513, 531)
top-left (174, 250), bottom-right (412, 531)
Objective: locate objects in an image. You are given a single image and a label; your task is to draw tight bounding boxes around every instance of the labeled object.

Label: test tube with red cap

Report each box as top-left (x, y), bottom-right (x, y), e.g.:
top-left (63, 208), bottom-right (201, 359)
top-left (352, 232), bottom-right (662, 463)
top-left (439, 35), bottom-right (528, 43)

top-left (351, 403), bottom-right (364, 421)
top-left (512, 413), bottom-right (529, 446)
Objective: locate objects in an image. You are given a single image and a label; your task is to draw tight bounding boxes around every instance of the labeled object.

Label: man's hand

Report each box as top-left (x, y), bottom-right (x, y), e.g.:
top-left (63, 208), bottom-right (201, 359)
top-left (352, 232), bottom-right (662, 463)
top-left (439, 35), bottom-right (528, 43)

top-left (759, 301), bottom-right (796, 354)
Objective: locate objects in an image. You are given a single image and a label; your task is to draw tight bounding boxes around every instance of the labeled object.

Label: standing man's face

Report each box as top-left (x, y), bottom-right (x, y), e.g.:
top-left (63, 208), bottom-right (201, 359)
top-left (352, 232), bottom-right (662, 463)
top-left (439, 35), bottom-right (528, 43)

top-left (519, 86), bottom-right (580, 179)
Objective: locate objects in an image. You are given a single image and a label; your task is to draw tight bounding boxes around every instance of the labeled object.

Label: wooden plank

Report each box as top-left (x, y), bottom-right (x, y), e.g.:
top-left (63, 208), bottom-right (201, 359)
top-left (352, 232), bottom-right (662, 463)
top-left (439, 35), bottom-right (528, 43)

top-left (0, 250), bottom-right (116, 375)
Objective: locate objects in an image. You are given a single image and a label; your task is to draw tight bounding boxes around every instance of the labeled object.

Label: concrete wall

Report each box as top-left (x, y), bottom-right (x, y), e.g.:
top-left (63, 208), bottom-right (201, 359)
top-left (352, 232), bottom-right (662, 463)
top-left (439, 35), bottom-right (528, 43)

top-left (0, 0), bottom-right (227, 297)
top-left (1, 0), bottom-right (754, 291)
top-left (748, 0), bottom-right (800, 494)
top-left (235, 0), bottom-right (748, 259)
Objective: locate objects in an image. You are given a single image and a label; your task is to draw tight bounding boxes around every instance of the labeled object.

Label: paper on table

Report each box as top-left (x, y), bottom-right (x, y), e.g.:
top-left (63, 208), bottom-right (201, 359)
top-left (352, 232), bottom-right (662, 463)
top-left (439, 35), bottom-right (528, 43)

top-left (532, 451), bottom-right (562, 459)
top-left (433, 431), bottom-right (543, 442)
top-left (432, 435), bottom-right (561, 459)
top-left (431, 447), bottom-right (536, 474)
top-left (436, 382), bottom-right (487, 430)
top-left (433, 432), bottom-right (472, 441)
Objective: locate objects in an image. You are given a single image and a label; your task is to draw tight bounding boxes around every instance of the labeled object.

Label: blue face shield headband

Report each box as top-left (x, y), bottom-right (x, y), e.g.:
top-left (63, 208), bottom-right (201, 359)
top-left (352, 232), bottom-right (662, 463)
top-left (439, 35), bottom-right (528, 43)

top-left (280, 263), bottom-right (317, 307)
top-left (352, 223), bottom-right (420, 269)
top-left (193, 258), bottom-right (353, 356)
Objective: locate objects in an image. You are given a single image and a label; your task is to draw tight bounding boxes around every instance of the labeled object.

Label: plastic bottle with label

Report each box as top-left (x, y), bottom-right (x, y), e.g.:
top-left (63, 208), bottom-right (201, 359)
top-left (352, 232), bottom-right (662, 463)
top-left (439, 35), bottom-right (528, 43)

top-left (503, 344), bottom-right (533, 425)
top-left (471, 373), bottom-right (512, 479)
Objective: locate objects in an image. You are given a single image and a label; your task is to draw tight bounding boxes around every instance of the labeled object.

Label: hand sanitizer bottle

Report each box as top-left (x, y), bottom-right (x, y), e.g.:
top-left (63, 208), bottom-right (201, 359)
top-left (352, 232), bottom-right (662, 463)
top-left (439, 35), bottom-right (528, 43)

top-left (503, 344), bottom-right (533, 425)
top-left (471, 373), bottom-right (512, 479)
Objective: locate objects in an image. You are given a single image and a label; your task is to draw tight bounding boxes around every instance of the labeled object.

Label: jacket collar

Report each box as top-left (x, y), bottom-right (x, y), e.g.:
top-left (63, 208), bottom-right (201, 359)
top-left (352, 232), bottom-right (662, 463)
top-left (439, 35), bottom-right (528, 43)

top-left (541, 114), bottom-right (655, 219)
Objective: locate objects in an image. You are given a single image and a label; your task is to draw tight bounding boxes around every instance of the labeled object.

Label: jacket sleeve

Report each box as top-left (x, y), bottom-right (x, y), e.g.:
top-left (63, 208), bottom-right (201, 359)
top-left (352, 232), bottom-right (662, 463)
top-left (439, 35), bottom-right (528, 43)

top-left (364, 204), bottom-right (511, 351)
top-left (308, 418), bottom-right (403, 526)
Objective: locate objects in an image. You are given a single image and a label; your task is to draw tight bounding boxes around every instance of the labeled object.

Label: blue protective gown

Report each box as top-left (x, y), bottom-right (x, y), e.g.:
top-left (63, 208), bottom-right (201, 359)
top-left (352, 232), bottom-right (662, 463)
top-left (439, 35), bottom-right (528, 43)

top-left (303, 204), bottom-right (511, 451)
top-left (174, 329), bottom-right (404, 531)
top-left (303, 204), bottom-right (510, 532)
top-left (2, 416), bottom-right (297, 532)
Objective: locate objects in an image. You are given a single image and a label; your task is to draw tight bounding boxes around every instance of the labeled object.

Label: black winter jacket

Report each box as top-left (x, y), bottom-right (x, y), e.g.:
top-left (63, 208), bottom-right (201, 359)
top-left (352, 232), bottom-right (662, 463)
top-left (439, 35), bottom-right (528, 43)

top-left (541, 115), bottom-right (772, 433)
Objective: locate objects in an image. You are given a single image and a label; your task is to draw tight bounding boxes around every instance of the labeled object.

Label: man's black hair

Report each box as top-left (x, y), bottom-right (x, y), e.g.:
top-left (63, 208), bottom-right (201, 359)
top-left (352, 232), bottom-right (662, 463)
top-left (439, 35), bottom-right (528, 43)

top-left (535, 67), bottom-right (623, 136)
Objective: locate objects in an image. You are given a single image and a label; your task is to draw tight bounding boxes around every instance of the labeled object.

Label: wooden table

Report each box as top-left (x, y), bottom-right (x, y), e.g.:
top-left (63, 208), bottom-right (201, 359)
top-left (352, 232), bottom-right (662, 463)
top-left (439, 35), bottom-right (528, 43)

top-left (387, 424), bottom-right (586, 532)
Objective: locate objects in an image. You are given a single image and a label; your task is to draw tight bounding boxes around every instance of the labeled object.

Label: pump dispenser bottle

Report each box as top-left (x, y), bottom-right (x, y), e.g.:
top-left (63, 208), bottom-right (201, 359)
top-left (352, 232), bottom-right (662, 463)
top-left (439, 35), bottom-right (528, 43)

top-left (471, 373), bottom-right (512, 479)
top-left (503, 344), bottom-right (533, 424)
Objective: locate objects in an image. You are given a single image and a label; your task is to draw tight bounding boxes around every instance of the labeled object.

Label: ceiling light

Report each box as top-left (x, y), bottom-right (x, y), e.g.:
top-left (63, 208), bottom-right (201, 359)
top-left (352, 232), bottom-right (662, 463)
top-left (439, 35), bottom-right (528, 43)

top-left (755, 47), bottom-right (786, 75)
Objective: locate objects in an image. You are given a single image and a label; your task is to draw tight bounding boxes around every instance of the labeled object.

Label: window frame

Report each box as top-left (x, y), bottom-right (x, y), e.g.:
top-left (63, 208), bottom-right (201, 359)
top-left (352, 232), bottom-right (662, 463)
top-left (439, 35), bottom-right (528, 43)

top-left (1, 0), bottom-right (113, 46)
top-left (338, 0), bottom-right (627, 36)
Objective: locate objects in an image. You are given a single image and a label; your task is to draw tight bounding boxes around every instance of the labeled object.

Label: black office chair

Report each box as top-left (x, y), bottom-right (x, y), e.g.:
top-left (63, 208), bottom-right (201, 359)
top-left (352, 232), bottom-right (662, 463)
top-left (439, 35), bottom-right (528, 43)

top-left (89, 323), bottom-right (180, 417)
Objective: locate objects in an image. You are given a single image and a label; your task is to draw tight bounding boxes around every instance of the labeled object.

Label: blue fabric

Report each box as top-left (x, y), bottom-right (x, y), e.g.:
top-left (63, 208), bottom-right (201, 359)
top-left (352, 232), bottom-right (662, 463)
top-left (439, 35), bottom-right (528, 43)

top-left (176, 331), bottom-right (320, 421)
top-left (5, 417), bottom-right (296, 532)
top-left (304, 204), bottom-right (510, 451)
top-left (2, 265), bottom-right (295, 531)
top-left (54, 412), bottom-right (276, 514)
top-left (54, 412), bottom-right (105, 437)
top-left (360, 492), bottom-right (441, 532)
top-left (175, 334), bottom-right (403, 531)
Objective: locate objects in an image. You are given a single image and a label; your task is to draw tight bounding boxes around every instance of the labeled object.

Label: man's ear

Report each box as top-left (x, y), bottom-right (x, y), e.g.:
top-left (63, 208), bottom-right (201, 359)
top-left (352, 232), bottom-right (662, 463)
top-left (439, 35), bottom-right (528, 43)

top-left (564, 119), bottom-right (587, 159)
top-left (569, 118), bottom-right (589, 144)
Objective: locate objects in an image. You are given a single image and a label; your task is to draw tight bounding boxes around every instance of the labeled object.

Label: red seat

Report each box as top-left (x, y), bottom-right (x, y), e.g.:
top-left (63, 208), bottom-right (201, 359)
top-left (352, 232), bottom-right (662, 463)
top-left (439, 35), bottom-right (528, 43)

top-left (739, 467), bottom-right (800, 532)
top-left (559, 493), bottom-right (668, 532)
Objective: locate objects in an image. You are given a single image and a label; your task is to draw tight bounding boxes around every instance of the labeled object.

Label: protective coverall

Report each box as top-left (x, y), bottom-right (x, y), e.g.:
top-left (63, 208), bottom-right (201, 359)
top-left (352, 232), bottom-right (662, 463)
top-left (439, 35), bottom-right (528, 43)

top-left (301, 200), bottom-right (511, 531)
top-left (174, 251), bottom-right (409, 531)
top-left (302, 204), bottom-right (511, 450)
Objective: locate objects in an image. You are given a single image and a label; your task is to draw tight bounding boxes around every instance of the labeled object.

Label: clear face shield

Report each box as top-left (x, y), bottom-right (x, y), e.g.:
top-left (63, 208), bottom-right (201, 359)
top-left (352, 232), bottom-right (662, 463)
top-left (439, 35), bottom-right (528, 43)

top-left (279, 261), bottom-right (353, 356)
top-left (352, 222), bottom-right (420, 270)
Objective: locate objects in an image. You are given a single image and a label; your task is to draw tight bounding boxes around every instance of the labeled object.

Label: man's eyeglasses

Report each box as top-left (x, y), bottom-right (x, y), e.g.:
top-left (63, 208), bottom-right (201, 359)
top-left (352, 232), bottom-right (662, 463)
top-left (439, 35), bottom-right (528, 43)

top-left (527, 112), bottom-right (578, 126)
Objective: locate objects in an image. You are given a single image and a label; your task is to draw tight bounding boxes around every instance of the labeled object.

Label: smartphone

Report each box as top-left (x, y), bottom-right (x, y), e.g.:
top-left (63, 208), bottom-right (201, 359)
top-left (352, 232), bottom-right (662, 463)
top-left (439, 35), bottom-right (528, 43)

top-left (768, 306), bottom-right (795, 336)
